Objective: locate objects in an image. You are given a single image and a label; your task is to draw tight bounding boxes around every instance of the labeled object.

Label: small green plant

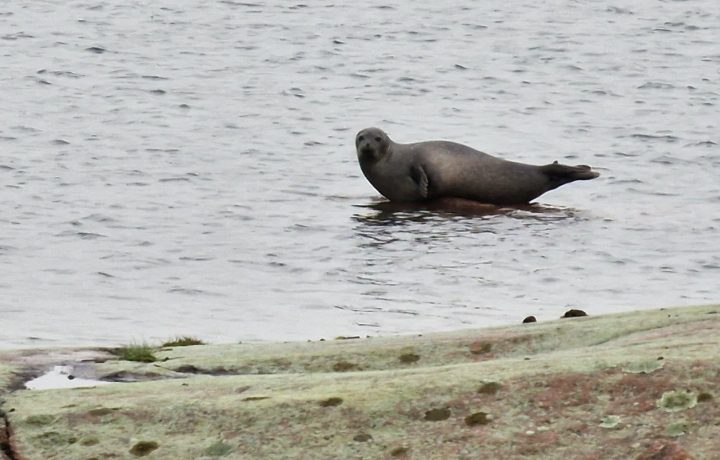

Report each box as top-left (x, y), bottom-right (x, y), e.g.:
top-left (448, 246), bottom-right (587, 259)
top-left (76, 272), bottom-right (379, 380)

top-left (161, 336), bottom-right (205, 347)
top-left (114, 343), bottom-right (157, 362)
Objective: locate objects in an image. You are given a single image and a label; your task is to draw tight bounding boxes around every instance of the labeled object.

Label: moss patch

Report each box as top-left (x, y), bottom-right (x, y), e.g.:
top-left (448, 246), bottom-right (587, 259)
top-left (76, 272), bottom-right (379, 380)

top-left (162, 336), bottom-right (205, 347)
top-left (112, 344), bottom-right (157, 363)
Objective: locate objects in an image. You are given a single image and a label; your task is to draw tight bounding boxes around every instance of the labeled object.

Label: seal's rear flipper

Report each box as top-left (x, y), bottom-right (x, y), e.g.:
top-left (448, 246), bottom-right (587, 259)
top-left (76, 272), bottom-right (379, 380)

top-left (540, 161), bottom-right (600, 181)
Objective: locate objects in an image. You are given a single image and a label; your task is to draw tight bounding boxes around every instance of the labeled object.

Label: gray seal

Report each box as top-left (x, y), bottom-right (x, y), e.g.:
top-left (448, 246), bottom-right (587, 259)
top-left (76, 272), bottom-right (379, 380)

top-left (355, 127), bottom-right (599, 205)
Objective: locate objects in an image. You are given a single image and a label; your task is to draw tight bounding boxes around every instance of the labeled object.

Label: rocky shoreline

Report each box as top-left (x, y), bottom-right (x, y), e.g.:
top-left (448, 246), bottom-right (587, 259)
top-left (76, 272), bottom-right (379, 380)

top-left (1, 304), bottom-right (718, 459)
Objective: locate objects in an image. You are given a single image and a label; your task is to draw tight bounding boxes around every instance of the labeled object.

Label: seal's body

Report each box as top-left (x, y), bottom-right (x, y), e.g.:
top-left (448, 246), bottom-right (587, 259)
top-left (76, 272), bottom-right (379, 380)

top-left (355, 127), bottom-right (599, 205)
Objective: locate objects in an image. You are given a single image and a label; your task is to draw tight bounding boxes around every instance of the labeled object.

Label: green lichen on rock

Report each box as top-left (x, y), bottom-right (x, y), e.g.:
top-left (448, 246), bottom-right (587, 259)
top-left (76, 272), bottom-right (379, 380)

top-left (657, 390), bottom-right (697, 412)
top-left (599, 415), bottom-right (621, 429)
top-left (204, 440), bottom-right (233, 457)
top-left (24, 414), bottom-right (55, 426)
top-left (666, 420), bottom-right (689, 437)
top-left (621, 359), bottom-right (664, 374)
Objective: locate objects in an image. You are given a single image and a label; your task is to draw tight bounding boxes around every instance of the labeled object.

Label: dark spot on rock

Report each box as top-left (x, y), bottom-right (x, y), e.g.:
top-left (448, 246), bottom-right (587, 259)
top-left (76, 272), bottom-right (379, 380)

top-left (243, 396), bottom-right (270, 402)
top-left (399, 353), bottom-right (420, 364)
top-left (697, 392), bottom-right (713, 402)
top-left (235, 386), bottom-right (251, 394)
top-left (561, 309), bottom-right (588, 318)
top-left (81, 437), bottom-right (100, 446)
top-left (335, 336), bottom-right (360, 340)
top-left (100, 371), bottom-right (165, 382)
top-left (333, 361), bottom-right (358, 372)
top-left (67, 374), bottom-right (75, 380)
top-left (319, 397), bottom-right (343, 407)
top-left (469, 341), bottom-right (492, 355)
top-left (353, 433), bottom-right (373, 442)
top-left (424, 407), bottom-right (451, 421)
top-left (86, 46), bottom-right (106, 54)
top-left (175, 364), bottom-right (205, 374)
top-left (390, 446), bottom-right (409, 457)
top-left (464, 411), bottom-right (491, 426)
top-left (477, 382), bottom-right (501, 395)
top-left (636, 440), bottom-right (691, 460)
top-left (87, 408), bottom-right (116, 417)
top-left (129, 440), bottom-right (159, 457)
top-left (24, 414), bottom-right (55, 425)
top-left (522, 316), bottom-right (537, 323)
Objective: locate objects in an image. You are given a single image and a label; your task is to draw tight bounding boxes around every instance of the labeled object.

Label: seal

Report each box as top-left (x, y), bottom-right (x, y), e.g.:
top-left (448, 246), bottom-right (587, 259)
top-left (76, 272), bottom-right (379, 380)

top-left (355, 127), bottom-right (599, 205)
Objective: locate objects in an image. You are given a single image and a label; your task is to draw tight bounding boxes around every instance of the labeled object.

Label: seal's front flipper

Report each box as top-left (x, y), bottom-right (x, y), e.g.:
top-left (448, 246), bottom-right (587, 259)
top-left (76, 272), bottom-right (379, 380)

top-left (540, 161), bottom-right (600, 181)
top-left (410, 164), bottom-right (430, 198)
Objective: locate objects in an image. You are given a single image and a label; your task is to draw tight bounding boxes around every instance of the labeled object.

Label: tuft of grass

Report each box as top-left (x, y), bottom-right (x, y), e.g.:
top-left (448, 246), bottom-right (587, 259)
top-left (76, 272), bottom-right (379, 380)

top-left (161, 336), bottom-right (205, 347)
top-left (113, 343), bottom-right (157, 363)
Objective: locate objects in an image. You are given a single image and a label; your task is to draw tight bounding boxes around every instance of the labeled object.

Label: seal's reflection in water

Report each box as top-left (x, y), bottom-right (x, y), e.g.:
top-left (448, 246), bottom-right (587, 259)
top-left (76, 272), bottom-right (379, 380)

top-left (352, 197), bottom-right (581, 245)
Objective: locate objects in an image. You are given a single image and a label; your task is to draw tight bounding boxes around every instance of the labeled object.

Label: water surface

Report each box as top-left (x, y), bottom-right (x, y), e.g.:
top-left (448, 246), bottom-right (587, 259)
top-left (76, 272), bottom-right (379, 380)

top-left (1, 0), bottom-right (718, 347)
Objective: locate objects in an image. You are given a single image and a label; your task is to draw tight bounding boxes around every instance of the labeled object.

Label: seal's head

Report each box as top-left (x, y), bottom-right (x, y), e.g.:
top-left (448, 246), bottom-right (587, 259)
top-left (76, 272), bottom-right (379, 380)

top-left (356, 127), bottom-right (390, 163)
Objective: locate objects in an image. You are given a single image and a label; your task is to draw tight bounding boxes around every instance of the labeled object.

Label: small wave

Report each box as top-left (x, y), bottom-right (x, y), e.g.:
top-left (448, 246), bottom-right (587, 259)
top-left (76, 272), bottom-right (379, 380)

top-left (37, 69), bottom-right (83, 78)
top-left (56, 231), bottom-right (107, 239)
top-left (178, 256), bottom-right (215, 262)
top-left (2, 32), bottom-right (35, 40)
top-left (638, 81), bottom-right (675, 90)
top-left (630, 133), bottom-right (679, 143)
top-left (167, 287), bottom-right (224, 297)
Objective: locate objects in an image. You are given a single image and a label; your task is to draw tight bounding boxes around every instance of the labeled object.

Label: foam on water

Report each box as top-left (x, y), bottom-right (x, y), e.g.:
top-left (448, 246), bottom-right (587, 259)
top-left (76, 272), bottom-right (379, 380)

top-left (1, 0), bottom-right (718, 347)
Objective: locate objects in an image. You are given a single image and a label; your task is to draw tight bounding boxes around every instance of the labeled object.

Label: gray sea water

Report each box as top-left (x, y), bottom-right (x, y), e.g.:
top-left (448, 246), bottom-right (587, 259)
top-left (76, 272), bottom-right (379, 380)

top-left (1, 0), bottom-right (719, 348)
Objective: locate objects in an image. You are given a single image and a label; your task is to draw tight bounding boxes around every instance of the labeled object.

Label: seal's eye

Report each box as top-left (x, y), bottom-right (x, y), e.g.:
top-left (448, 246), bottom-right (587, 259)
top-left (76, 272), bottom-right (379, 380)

top-left (357, 135), bottom-right (364, 142)
top-left (374, 136), bottom-right (382, 142)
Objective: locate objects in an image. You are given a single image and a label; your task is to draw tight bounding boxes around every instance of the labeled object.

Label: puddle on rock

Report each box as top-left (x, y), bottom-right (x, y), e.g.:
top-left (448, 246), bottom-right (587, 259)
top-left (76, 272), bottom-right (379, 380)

top-left (25, 365), bottom-right (114, 390)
